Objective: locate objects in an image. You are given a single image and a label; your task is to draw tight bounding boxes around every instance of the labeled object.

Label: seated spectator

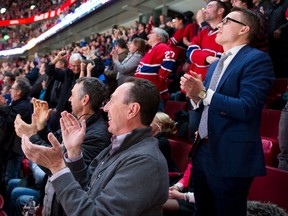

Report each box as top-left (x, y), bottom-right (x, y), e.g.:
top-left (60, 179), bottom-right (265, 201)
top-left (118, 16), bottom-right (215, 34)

top-left (0, 77), bottom-right (32, 188)
top-left (112, 38), bottom-right (146, 86)
top-left (20, 77), bottom-right (169, 215)
top-left (163, 163), bottom-right (195, 216)
top-left (7, 161), bottom-right (46, 216)
top-left (151, 112), bottom-right (178, 172)
top-left (14, 77), bottom-right (111, 215)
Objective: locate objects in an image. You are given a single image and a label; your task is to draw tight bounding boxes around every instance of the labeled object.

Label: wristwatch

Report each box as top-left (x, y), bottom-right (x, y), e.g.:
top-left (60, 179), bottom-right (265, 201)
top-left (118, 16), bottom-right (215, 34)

top-left (198, 88), bottom-right (207, 99)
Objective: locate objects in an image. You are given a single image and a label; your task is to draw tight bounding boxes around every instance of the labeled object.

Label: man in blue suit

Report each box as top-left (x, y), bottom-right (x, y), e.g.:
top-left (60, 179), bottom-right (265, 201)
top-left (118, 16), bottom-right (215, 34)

top-left (180, 7), bottom-right (274, 216)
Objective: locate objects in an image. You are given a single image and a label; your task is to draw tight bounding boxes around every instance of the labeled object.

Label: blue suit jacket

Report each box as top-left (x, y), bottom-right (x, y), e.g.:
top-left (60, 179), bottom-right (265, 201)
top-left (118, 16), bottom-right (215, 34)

top-left (202, 45), bottom-right (274, 177)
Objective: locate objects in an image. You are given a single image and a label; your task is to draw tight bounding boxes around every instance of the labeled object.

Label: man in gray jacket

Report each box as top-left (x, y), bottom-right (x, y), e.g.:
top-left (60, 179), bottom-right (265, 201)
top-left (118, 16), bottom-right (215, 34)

top-left (15, 77), bottom-right (111, 215)
top-left (21, 77), bottom-right (169, 216)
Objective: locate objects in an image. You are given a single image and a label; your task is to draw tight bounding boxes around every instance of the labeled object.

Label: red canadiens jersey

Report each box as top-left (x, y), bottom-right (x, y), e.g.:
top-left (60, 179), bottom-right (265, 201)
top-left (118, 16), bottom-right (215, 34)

top-left (186, 26), bottom-right (223, 79)
top-left (168, 28), bottom-right (187, 60)
top-left (135, 43), bottom-right (176, 99)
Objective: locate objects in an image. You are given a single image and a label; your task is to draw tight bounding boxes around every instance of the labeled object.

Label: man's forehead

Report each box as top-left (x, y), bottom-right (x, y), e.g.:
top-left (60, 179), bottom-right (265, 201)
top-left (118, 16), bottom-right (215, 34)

top-left (207, 1), bottom-right (217, 7)
top-left (71, 60), bottom-right (81, 65)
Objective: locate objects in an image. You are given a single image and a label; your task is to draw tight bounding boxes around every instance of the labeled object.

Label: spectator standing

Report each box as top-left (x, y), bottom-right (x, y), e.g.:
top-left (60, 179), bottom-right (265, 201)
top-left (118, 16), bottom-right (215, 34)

top-left (0, 78), bottom-right (32, 188)
top-left (46, 51), bottom-right (82, 132)
top-left (112, 38), bottom-right (146, 86)
top-left (186, 0), bottom-right (231, 80)
top-left (135, 28), bottom-right (176, 111)
top-left (278, 99), bottom-right (288, 170)
top-left (137, 23), bottom-right (148, 40)
top-left (180, 8), bottom-right (274, 216)
top-left (183, 11), bottom-right (199, 47)
top-left (266, 0), bottom-right (288, 78)
top-left (168, 14), bottom-right (187, 62)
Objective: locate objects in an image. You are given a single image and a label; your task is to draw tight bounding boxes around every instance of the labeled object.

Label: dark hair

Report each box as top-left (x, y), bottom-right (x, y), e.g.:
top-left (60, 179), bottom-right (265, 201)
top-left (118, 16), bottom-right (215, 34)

top-left (232, 7), bottom-right (261, 44)
top-left (215, 0), bottom-right (232, 18)
top-left (183, 11), bottom-right (194, 19)
top-left (237, 0), bottom-right (254, 9)
top-left (15, 77), bottom-right (31, 98)
top-left (32, 60), bottom-right (38, 67)
top-left (138, 23), bottom-right (146, 29)
top-left (123, 77), bottom-right (160, 126)
top-left (76, 77), bottom-right (108, 111)
top-left (174, 14), bottom-right (186, 23)
top-left (4, 72), bottom-right (15, 82)
top-left (116, 38), bottom-right (128, 49)
top-left (58, 58), bottom-right (68, 68)
top-left (132, 38), bottom-right (147, 56)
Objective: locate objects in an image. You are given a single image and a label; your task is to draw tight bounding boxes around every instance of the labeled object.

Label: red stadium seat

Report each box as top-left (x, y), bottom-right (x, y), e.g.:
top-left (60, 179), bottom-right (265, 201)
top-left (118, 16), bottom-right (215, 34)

top-left (0, 194), bottom-right (4, 209)
top-left (0, 210), bottom-right (7, 216)
top-left (261, 138), bottom-right (273, 166)
top-left (260, 109), bottom-right (281, 167)
top-left (249, 166), bottom-right (288, 212)
top-left (260, 109), bottom-right (281, 141)
top-left (164, 100), bottom-right (188, 120)
top-left (168, 139), bottom-right (192, 173)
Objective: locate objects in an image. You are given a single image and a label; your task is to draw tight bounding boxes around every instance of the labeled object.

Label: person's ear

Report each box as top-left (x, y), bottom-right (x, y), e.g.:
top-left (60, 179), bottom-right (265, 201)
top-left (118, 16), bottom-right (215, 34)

top-left (239, 25), bottom-right (250, 35)
top-left (128, 102), bottom-right (140, 119)
top-left (82, 95), bottom-right (90, 106)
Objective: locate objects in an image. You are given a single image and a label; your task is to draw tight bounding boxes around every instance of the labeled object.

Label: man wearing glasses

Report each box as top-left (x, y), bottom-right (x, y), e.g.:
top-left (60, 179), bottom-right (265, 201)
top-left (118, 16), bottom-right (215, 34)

top-left (0, 77), bottom-right (32, 189)
top-left (181, 8), bottom-right (274, 216)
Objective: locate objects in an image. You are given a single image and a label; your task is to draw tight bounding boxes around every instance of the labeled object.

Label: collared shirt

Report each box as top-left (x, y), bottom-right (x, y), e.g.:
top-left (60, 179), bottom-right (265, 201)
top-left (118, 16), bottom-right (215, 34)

top-left (191, 44), bottom-right (247, 109)
top-left (50, 132), bottom-right (130, 181)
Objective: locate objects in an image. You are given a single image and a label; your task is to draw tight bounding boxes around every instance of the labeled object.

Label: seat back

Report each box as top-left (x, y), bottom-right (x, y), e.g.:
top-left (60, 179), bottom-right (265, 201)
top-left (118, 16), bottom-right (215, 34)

top-left (0, 210), bottom-right (7, 216)
top-left (168, 139), bottom-right (192, 172)
top-left (260, 109), bottom-right (281, 141)
top-left (0, 194), bottom-right (3, 209)
top-left (248, 166), bottom-right (288, 212)
top-left (262, 138), bottom-right (273, 166)
top-left (164, 100), bottom-right (188, 120)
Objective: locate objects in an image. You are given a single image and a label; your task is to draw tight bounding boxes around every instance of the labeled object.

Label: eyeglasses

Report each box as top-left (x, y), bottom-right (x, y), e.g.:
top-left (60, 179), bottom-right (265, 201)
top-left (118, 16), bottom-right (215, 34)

top-left (221, 17), bottom-right (247, 26)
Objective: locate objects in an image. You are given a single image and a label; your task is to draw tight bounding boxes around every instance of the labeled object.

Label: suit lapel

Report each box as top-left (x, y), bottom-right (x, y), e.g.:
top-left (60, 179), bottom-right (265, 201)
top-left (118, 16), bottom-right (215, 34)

top-left (216, 45), bottom-right (251, 91)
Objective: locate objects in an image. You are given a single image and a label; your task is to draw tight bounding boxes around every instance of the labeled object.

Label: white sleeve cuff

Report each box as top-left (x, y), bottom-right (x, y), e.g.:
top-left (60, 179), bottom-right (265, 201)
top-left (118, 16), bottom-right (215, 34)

top-left (203, 89), bottom-right (215, 106)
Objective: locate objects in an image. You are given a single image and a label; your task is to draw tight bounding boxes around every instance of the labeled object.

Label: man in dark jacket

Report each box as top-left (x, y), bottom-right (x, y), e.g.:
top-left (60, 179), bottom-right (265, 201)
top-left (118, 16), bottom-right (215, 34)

top-left (21, 78), bottom-right (169, 216)
top-left (14, 77), bottom-right (111, 215)
top-left (25, 61), bottom-right (39, 86)
top-left (0, 77), bottom-right (32, 188)
top-left (45, 51), bottom-right (82, 132)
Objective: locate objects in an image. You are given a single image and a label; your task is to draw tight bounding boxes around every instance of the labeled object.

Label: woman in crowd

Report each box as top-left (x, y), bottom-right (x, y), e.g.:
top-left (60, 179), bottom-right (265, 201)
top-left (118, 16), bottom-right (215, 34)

top-left (112, 38), bottom-right (146, 86)
top-left (150, 112), bottom-right (178, 172)
top-left (163, 163), bottom-right (195, 216)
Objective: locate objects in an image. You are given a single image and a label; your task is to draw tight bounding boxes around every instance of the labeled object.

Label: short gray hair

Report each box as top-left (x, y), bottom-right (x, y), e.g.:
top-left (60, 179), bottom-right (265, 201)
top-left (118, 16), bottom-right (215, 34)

top-left (69, 53), bottom-right (83, 64)
top-left (153, 28), bottom-right (169, 43)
